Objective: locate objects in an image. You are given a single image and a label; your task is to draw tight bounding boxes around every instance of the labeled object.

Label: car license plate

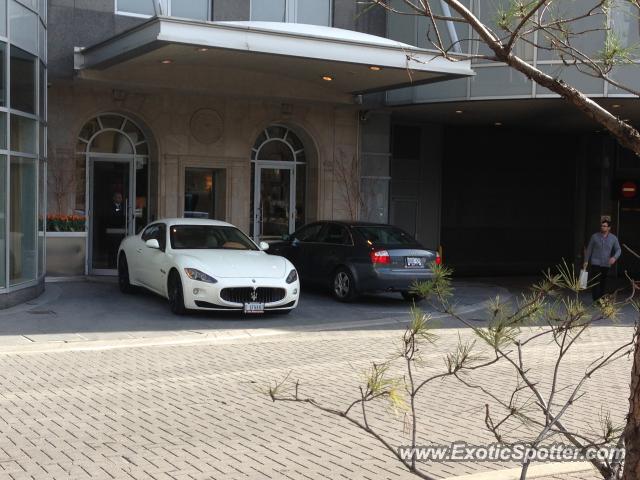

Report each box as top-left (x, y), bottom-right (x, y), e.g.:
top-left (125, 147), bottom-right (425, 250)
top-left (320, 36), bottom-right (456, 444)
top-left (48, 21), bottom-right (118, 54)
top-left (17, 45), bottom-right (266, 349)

top-left (244, 302), bottom-right (265, 314)
top-left (405, 257), bottom-right (424, 268)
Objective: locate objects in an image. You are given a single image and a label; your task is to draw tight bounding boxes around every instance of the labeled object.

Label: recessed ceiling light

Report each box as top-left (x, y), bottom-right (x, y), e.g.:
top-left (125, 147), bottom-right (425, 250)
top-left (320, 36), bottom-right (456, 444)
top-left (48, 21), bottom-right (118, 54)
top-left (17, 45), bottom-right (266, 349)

top-left (612, 104), bottom-right (621, 108)
top-left (455, 110), bottom-right (463, 114)
top-left (369, 66), bottom-right (382, 71)
top-left (322, 75), bottom-right (333, 82)
top-left (160, 59), bottom-right (173, 64)
top-left (494, 122), bottom-right (503, 126)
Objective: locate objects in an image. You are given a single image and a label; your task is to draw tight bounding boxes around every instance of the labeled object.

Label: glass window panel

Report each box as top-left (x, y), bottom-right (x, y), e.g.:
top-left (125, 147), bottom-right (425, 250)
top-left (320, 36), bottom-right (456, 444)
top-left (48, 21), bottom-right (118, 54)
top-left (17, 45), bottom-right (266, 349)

top-left (414, 77), bottom-right (468, 101)
top-left (78, 117), bottom-right (100, 142)
top-left (470, 66), bottom-right (532, 97)
top-left (416, 0), bottom-right (471, 53)
top-left (266, 125), bottom-right (287, 140)
top-left (10, 114), bottom-right (35, 153)
top-left (89, 131), bottom-right (133, 154)
top-left (99, 114), bottom-right (125, 130)
top-left (74, 154), bottom-right (85, 213)
top-left (10, 46), bottom-right (35, 114)
top-left (472, 0), bottom-right (534, 61)
top-left (37, 157), bottom-right (44, 276)
top-left (251, 0), bottom-right (286, 22)
top-left (386, 87), bottom-right (413, 104)
top-left (296, 0), bottom-right (330, 26)
top-left (0, 155), bottom-right (5, 287)
top-left (0, 113), bottom-right (6, 150)
top-left (295, 164), bottom-right (305, 229)
top-left (387, 0), bottom-right (416, 45)
top-left (17, 0), bottom-right (36, 10)
top-left (38, 122), bottom-right (44, 157)
top-left (39, 20), bottom-right (45, 64)
top-left (38, 62), bottom-right (44, 118)
top-left (117, 0), bottom-right (166, 15)
top-left (0, 0), bottom-right (6, 37)
top-left (258, 140), bottom-right (294, 161)
top-left (536, 64), bottom-right (604, 95)
top-left (0, 43), bottom-right (5, 107)
top-left (184, 168), bottom-right (226, 220)
top-left (9, 0), bottom-right (37, 55)
top-left (135, 157), bottom-right (149, 233)
top-left (611, 0), bottom-right (640, 60)
top-left (122, 120), bottom-right (143, 145)
top-left (9, 156), bottom-right (37, 285)
top-left (609, 64), bottom-right (640, 95)
top-left (537, 0), bottom-right (606, 61)
top-left (171, 0), bottom-right (209, 20)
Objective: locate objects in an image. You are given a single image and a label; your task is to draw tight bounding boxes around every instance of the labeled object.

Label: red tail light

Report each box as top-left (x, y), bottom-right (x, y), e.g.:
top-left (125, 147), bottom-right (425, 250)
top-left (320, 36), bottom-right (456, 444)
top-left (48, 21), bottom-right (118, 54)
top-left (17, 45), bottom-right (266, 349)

top-left (370, 249), bottom-right (391, 264)
top-left (436, 252), bottom-right (442, 265)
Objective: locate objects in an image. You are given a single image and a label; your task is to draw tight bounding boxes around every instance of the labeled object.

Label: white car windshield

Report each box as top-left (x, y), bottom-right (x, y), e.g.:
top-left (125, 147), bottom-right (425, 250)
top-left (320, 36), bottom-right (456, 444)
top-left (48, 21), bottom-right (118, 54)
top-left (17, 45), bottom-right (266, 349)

top-left (170, 225), bottom-right (258, 250)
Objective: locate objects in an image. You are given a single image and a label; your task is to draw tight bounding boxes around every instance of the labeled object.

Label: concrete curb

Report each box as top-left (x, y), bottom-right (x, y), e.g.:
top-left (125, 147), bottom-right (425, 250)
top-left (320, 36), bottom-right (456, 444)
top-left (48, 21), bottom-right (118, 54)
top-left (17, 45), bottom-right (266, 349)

top-left (443, 462), bottom-right (595, 480)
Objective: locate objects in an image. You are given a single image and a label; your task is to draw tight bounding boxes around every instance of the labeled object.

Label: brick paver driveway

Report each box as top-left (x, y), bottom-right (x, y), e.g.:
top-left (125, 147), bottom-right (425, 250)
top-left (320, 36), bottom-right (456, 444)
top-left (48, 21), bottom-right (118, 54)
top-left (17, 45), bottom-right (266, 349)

top-left (0, 324), bottom-right (632, 480)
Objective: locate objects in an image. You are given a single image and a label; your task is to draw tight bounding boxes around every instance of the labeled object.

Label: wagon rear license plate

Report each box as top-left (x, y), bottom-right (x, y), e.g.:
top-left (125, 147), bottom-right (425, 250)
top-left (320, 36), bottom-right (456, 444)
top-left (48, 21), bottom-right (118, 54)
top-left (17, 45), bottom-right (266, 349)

top-left (405, 257), bottom-right (424, 268)
top-left (244, 302), bottom-right (265, 314)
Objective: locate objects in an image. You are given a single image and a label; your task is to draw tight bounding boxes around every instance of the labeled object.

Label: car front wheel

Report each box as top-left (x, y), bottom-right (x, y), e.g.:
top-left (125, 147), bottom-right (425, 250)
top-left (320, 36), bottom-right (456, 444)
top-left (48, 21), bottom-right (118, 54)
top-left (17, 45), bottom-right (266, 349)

top-left (332, 267), bottom-right (357, 302)
top-left (118, 255), bottom-right (135, 294)
top-left (168, 271), bottom-right (187, 315)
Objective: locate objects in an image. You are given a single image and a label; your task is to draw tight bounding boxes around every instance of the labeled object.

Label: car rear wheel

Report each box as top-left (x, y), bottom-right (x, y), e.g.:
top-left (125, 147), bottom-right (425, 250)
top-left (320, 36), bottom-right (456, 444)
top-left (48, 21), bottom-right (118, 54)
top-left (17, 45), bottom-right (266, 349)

top-left (168, 271), bottom-right (187, 315)
top-left (332, 268), bottom-right (357, 302)
top-left (401, 291), bottom-right (425, 303)
top-left (118, 255), bottom-right (135, 294)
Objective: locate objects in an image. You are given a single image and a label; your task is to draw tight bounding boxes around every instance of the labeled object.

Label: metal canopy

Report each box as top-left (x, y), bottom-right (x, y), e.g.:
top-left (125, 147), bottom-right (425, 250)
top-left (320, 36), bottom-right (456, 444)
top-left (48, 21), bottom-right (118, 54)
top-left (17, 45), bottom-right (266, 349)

top-left (74, 18), bottom-right (473, 96)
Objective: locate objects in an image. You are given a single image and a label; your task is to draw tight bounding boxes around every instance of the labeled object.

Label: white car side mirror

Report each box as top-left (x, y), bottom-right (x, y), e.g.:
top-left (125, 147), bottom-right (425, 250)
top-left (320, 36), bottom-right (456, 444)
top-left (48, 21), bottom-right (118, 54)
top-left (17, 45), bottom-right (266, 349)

top-left (146, 239), bottom-right (160, 249)
top-left (259, 241), bottom-right (270, 251)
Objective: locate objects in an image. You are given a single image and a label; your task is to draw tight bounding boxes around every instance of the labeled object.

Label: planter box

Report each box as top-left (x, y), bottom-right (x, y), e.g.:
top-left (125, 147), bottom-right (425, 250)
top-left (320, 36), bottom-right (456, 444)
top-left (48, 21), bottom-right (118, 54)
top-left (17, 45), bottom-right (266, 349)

top-left (46, 232), bottom-right (87, 276)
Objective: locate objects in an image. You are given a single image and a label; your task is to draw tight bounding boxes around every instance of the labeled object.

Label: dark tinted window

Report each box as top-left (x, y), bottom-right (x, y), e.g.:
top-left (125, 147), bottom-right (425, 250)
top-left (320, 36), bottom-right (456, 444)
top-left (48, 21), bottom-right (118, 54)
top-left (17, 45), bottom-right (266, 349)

top-left (170, 225), bottom-right (257, 250)
top-left (294, 223), bottom-right (323, 242)
top-left (319, 224), bottom-right (352, 245)
top-left (354, 225), bottom-right (416, 246)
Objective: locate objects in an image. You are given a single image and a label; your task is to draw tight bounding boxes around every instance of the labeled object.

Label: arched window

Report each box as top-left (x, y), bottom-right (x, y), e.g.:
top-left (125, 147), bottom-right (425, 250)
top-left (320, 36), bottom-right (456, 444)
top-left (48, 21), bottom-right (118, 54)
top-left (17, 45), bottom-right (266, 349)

top-left (77, 113), bottom-right (152, 273)
top-left (77, 114), bottom-right (149, 156)
top-left (250, 125), bottom-right (307, 239)
top-left (251, 125), bottom-right (305, 163)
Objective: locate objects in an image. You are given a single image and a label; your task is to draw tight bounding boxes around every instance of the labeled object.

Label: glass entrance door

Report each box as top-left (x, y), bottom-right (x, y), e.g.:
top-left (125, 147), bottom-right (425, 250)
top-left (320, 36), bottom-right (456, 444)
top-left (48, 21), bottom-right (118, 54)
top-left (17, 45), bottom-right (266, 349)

top-left (253, 165), bottom-right (295, 240)
top-left (89, 159), bottom-right (134, 274)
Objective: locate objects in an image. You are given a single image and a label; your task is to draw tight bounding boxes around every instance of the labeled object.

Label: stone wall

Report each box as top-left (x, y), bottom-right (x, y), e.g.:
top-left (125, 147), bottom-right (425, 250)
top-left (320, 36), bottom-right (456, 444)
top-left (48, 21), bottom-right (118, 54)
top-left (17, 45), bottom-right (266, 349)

top-left (48, 83), bottom-right (360, 233)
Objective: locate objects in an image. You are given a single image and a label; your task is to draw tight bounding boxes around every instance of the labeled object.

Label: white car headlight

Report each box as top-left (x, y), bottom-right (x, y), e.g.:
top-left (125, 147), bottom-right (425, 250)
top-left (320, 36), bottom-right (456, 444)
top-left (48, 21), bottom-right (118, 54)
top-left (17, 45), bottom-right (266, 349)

top-left (286, 269), bottom-right (298, 284)
top-left (184, 268), bottom-right (218, 283)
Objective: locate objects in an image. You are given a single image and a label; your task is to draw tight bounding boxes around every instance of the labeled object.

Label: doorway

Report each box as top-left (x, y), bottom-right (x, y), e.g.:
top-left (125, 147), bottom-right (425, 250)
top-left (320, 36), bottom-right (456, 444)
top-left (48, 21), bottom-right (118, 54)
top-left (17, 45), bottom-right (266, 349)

top-left (254, 164), bottom-right (295, 239)
top-left (78, 113), bottom-right (151, 275)
top-left (88, 159), bottom-right (133, 274)
top-left (250, 125), bottom-right (307, 240)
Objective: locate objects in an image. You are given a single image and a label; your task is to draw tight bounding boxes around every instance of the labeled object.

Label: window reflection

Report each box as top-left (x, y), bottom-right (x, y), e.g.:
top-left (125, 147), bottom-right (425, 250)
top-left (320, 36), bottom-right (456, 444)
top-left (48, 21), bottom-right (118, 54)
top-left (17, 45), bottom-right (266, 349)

top-left (10, 45), bottom-right (35, 114)
top-left (0, 155), bottom-right (5, 288)
top-left (9, 156), bottom-right (37, 285)
top-left (184, 168), bottom-right (226, 220)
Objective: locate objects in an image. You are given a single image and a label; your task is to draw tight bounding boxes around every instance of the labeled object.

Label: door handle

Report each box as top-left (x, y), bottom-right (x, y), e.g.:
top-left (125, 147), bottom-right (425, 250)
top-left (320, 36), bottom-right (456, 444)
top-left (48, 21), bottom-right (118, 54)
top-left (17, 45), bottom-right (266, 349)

top-left (136, 248), bottom-right (142, 254)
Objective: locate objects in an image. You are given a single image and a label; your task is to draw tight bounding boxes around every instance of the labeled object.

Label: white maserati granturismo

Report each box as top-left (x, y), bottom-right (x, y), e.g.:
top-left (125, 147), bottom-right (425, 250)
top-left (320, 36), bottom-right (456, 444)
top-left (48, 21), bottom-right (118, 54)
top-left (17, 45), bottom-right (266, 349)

top-left (117, 219), bottom-right (300, 315)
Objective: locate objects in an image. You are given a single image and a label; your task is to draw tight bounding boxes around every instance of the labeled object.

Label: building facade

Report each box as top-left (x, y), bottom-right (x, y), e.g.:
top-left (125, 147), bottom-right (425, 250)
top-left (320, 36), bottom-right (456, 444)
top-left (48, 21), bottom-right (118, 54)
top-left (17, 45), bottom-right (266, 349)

top-left (0, 0), bottom-right (47, 307)
top-left (2, 0), bottom-right (637, 307)
top-left (3, 0), bottom-right (465, 308)
top-left (374, 0), bottom-right (640, 276)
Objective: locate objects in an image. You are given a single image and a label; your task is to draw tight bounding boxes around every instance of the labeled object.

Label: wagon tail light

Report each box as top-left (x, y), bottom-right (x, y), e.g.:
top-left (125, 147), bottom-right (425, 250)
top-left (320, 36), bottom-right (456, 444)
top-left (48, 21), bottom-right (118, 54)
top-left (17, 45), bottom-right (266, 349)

top-left (436, 252), bottom-right (442, 265)
top-left (370, 249), bottom-right (391, 265)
